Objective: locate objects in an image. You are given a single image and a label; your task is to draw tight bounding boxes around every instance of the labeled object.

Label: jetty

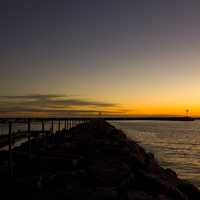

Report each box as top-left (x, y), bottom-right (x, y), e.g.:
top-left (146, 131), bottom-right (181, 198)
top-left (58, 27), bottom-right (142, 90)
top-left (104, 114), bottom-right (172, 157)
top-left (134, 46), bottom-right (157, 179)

top-left (0, 119), bottom-right (199, 200)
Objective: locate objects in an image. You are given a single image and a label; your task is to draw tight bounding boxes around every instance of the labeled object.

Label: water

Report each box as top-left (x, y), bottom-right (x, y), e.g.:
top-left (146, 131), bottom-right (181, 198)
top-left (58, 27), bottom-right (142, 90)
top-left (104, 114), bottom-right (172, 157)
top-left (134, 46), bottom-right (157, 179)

top-left (110, 120), bottom-right (200, 188)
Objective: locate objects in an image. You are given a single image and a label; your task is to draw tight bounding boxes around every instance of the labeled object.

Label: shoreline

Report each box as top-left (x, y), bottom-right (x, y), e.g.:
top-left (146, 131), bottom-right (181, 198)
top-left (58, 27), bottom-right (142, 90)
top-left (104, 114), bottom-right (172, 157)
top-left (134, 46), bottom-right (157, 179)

top-left (0, 116), bottom-right (195, 124)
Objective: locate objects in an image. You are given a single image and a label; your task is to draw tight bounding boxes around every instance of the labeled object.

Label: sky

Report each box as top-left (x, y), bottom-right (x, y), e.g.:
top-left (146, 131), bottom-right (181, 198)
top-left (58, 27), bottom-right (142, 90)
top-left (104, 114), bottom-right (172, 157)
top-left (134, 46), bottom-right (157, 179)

top-left (1, 0), bottom-right (200, 117)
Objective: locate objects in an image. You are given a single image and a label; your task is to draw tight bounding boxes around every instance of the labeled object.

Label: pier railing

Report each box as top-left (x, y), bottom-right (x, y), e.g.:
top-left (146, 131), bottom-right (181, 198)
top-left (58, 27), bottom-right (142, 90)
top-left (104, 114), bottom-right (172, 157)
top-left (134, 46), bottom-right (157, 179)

top-left (0, 118), bottom-right (91, 176)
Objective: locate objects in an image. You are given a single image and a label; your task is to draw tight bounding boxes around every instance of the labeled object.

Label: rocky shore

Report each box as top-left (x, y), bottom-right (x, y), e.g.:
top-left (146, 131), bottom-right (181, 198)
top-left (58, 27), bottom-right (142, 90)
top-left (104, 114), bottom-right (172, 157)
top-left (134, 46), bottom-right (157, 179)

top-left (0, 119), bottom-right (199, 200)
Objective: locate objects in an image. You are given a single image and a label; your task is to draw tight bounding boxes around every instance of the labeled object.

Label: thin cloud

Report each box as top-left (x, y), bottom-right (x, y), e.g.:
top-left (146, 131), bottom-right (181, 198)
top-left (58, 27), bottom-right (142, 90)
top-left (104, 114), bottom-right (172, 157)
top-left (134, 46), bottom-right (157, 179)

top-left (0, 94), bottom-right (116, 107)
top-left (0, 94), bottom-right (119, 117)
top-left (0, 107), bottom-right (124, 117)
top-left (1, 94), bottom-right (66, 100)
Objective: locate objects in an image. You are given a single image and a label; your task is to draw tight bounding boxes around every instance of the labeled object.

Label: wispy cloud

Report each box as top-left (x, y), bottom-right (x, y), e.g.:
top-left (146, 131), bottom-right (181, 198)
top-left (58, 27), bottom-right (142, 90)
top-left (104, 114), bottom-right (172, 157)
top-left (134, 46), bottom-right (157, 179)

top-left (1, 94), bottom-right (65, 100)
top-left (0, 94), bottom-right (120, 117)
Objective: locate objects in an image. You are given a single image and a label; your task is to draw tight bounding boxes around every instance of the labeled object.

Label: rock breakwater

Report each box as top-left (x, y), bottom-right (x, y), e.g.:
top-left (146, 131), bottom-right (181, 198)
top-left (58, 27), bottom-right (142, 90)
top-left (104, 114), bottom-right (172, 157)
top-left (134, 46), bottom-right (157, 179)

top-left (0, 119), bottom-right (199, 200)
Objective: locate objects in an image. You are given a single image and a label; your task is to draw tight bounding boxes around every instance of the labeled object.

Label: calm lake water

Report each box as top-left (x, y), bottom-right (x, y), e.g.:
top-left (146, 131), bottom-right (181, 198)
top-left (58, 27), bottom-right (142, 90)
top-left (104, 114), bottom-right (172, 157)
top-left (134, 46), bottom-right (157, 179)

top-left (111, 120), bottom-right (200, 188)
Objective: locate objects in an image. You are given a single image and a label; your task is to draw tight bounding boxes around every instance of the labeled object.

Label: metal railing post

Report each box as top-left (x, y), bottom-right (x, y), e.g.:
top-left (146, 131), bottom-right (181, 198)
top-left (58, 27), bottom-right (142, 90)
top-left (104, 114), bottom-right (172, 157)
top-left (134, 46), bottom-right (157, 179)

top-left (64, 120), bottom-right (66, 130)
top-left (51, 120), bottom-right (54, 134)
top-left (58, 120), bottom-right (61, 132)
top-left (27, 119), bottom-right (31, 158)
top-left (8, 122), bottom-right (13, 176)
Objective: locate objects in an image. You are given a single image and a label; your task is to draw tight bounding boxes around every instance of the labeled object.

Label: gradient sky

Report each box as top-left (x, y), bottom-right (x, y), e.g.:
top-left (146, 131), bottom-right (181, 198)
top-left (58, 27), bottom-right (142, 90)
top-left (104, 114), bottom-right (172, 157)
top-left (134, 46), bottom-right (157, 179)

top-left (1, 0), bottom-right (200, 116)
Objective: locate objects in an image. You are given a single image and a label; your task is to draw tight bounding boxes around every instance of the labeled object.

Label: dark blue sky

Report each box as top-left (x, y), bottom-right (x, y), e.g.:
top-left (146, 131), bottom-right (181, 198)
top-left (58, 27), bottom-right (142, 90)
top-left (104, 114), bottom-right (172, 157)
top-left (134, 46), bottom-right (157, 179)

top-left (1, 0), bottom-right (200, 116)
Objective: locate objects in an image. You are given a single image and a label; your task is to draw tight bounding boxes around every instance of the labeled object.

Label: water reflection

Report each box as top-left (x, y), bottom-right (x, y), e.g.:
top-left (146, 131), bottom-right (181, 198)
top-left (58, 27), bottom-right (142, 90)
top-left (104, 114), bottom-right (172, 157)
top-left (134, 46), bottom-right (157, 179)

top-left (111, 120), bottom-right (200, 188)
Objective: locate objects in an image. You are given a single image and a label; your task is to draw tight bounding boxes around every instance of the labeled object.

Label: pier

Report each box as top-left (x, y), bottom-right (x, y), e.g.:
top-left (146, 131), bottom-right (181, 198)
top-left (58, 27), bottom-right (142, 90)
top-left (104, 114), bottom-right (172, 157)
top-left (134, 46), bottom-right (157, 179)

top-left (0, 117), bottom-right (91, 176)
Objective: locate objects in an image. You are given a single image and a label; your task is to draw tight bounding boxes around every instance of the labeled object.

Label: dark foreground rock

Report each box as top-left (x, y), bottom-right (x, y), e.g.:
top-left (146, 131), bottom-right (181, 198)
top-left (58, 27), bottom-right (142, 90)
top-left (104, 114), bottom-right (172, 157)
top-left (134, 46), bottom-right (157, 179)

top-left (0, 119), bottom-right (199, 200)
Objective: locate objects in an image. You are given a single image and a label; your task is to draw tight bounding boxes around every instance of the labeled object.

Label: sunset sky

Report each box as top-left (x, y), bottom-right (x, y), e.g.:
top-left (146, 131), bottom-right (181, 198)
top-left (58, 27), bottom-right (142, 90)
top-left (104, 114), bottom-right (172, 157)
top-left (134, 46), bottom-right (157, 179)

top-left (1, 0), bottom-right (200, 117)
